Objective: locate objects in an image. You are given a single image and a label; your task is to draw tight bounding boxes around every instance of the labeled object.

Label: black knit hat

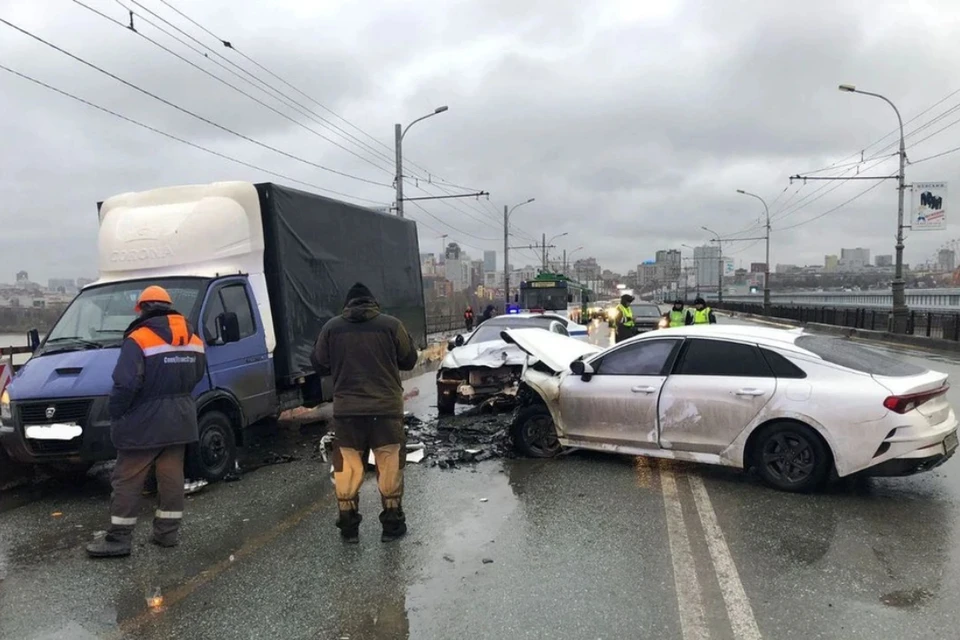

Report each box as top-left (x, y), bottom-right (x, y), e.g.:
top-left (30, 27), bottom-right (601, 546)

top-left (344, 282), bottom-right (375, 305)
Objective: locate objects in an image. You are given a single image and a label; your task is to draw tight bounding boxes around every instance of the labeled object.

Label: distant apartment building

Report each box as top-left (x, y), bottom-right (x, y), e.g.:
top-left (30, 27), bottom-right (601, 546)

top-left (937, 250), bottom-right (955, 273)
top-left (776, 264), bottom-right (800, 274)
top-left (48, 278), bottom-right (76, 293)
top-left (840, 247), bottom-right (870, 270)
top-left (636, 263), bottom-right (659, 287)
top-left (655, 249), bottom-right (681, 282)
top-left (77, 277), bottom-right (95, 288)
top-left (483, 250), bottom-right (497, 273)
top-left (693, 245), bottom-right (720, 289)
top-left (824, 255), bottom-right (839, 273)
top-left (750, 262), bottom-right (767, 274)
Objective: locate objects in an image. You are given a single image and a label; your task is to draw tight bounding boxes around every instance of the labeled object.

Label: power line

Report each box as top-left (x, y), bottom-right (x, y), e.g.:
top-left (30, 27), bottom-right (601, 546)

top-left (115, 0), bottom-right (400, 174)
top-left (910, 143), bottom-right (960, 165)
top-left (0, 63), bottom-right (383, 204)
top-left (775, 180), bottom-right (886, 232)
top-left (155, 0), bottom-right (445, 183)
top-left (407, 202), bottom-right (497, 243)
top-left (1, 16), bottom-right (394, 189)
top-left (73, 0), bottom-right (395, 184)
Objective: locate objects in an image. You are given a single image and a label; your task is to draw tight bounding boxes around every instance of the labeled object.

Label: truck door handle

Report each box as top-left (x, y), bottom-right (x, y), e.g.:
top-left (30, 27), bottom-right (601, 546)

top-left (631, 386), bottom-right (657, 394)
top-left (736, 388), bottom-right (765, 397)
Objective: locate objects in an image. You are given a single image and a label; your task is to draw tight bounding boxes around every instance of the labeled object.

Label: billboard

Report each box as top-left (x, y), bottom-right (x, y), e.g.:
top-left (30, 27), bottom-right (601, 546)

top-left (913, 182), bottom-right (947, 231)
top-left (723, 258), bottom-right (736, 276)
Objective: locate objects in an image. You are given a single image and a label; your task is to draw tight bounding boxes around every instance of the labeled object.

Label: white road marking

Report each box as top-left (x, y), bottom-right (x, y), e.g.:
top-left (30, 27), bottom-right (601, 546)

top-left (688, 475), bottom-right (763, 640)
top-left (660, 467), bottom-right (709, 640)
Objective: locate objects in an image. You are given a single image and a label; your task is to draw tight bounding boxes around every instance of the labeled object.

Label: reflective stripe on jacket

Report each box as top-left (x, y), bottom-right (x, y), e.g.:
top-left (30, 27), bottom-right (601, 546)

top-left (692, 307), bottom-right (712, 324)
top-left (669, 309), bottom-right (687, 326)
top-left (110, 311), bottom-right (206, 450)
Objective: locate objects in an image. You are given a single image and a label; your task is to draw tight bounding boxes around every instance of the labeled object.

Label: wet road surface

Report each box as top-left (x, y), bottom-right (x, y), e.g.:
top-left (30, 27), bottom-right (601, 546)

top-left (2, 319), bottom-right (960, 639)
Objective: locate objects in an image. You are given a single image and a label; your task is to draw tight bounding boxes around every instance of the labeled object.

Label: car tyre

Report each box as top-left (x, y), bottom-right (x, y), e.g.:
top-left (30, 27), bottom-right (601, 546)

top-left (512, 405), bottom-right (561, 458)
top-left (753, 422), bottom-right (830, 493)
top-left (186, 411), bottom-right (237, 481)
top-left (437, 384), bottom-right (456, 415)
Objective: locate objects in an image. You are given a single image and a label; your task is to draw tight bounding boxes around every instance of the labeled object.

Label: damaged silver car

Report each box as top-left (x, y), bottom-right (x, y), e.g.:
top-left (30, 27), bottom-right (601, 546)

top-left (437, 315), bottom-right (570, 414)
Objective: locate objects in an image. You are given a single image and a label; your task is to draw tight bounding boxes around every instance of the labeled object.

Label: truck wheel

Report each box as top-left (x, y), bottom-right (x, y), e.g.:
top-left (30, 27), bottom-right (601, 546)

top-left (437, 384), bottom-right (456, 416)
top-left (512, 405), bottom-right (561, 458)
top-left (186, 411), bottom-right (237, 481)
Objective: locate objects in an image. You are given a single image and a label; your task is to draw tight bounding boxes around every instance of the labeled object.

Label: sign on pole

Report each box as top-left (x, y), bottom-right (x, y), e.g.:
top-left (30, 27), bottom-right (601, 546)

top-left (912, 182), bottom-right (947, 231)
top-left (723, 258), bottom-right (735, 276)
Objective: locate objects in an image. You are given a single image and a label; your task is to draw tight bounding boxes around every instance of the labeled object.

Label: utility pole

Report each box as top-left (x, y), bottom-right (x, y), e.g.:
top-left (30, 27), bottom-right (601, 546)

top-left (735, 190), bottom-right (771, 315)
top-left (702, 227), bottom-right (723, 305)
top-left (542, 233), bottom-right (547, 271)
top-left (394, 106), bottom-right (448, 218)
top-left (503, 198), bottom-right (535, 310)
top-left (838, 84), bottom-right (908, 333)
top-left (562, 249), bottom-right (567, 276)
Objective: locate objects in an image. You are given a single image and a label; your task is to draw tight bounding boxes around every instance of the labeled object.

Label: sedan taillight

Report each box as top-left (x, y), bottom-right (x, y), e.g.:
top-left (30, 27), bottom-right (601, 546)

top-left (883, 385), bottom-right (949, 414)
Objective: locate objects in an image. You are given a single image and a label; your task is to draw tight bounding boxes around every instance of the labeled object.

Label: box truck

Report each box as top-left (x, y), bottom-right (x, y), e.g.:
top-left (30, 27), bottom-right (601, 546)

top-left (0, 182), bottom-right (425, 479)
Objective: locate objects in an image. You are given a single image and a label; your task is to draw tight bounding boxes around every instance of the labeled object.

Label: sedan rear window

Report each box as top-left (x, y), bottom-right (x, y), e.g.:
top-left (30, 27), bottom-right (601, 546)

top-left (794, 336), bottom-right (927, 376)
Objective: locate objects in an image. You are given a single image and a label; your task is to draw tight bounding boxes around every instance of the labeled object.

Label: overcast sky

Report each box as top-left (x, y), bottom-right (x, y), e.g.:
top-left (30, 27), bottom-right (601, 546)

top-left (2, 0), bottom-right (960, 283)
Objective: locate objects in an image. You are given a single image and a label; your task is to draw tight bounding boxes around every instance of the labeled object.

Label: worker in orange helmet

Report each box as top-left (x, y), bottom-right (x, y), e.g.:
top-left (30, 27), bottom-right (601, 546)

top-left (87, 285), bottom-right (206, 558)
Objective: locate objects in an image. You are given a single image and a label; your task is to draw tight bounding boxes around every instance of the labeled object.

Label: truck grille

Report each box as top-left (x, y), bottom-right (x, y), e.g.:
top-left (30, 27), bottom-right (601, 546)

top-left (19, 399), bottom-right (92, 456)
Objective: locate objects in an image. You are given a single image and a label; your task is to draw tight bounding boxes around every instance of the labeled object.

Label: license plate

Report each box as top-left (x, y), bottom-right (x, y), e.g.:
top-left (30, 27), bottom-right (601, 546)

top-left (943, 431), bottom-right (958, 454)
top-left (24, 423), bottom-right (83, 441)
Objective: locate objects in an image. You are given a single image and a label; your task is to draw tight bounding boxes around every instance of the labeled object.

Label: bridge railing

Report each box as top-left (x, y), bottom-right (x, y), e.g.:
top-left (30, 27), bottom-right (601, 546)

top-left (717, 302), bottom-right (960, 341)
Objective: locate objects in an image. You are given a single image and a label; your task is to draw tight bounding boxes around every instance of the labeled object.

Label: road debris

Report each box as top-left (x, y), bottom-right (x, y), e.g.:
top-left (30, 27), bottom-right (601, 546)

top-left (51, 511), bottom-right (63, 517)
top-left (184, 479), bottom-right (209, 495)
top-left (443, 554), bottom-right (455, 563)
top-left (482, 558), bottom-right (494, 564)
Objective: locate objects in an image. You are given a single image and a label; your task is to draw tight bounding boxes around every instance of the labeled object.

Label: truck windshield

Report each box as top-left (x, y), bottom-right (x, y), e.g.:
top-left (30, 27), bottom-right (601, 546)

top-left (520, 286), bottom-right (569, 311)
top-left (41, 278), bottom-right (209, 354)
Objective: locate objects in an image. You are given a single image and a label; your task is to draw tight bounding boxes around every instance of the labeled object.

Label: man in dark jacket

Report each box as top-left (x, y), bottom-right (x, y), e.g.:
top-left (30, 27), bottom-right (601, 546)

top-left (87, 285), bottom-right (206, 558)
top-left (312, 283), bottom-right (418, 543)
top-left (479, 304), bottom-right (496, 324)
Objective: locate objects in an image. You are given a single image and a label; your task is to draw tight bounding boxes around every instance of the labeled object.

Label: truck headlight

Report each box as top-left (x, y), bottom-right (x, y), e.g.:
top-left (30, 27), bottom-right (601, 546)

top-left (1, 390), bottom-right (11, 421)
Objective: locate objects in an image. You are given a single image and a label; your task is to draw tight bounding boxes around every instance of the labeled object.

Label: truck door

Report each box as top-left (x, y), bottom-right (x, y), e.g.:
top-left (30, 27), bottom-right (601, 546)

top-left (201, 280), bottom-right (276, 424)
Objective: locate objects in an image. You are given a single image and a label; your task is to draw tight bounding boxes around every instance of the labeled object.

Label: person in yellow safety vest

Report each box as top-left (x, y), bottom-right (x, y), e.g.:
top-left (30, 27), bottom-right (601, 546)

top-left (666, 299), bottom-right (689, 327)
top-left (686, 296), bottom-right (717, 325)
top-left (614, 294), bottom-right (636, 343)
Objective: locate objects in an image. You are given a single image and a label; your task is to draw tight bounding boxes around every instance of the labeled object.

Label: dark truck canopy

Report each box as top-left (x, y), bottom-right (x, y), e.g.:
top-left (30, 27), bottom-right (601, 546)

top-left (255, 183), bottom-right (426, 384)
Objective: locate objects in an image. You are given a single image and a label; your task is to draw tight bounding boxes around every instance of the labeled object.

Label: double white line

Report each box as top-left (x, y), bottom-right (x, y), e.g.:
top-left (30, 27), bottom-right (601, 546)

top-left (661, 467), bottom-right (762, 640)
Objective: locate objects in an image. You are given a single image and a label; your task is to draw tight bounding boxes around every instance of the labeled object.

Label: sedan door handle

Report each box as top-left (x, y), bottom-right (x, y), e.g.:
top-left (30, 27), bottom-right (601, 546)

top-left (631, 386), bottom-right (658, 394)
top-left (736, 388), bottom-right (766, 397)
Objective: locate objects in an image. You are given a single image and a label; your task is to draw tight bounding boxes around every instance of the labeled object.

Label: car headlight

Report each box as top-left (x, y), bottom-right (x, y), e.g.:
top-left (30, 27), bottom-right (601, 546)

top-left (1, 390), bottom-right (11, 421)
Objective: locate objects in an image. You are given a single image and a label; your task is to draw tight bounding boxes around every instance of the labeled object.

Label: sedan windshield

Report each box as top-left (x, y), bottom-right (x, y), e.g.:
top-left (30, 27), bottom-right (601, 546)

top-left (468, 317), bottom-right (556, 343)
top-left (631, 304), bottom-right (663, 318)
top-left (40, 278), bottom-right (209, 355)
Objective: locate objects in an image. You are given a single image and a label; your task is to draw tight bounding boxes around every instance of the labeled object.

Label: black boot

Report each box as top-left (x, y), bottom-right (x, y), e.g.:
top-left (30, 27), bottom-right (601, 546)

top-left (380, 507), bottom-right (407, 543)
top-left (86, 531), bottom-right (132, 558)
top-left (336, 509), bottom-right (362, 544)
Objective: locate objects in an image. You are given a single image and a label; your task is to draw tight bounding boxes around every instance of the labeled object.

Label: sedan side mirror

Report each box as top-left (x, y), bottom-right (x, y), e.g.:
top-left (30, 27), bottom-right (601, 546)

top-left (570, 360), bottom-right (594, 381)
top-left (217, 312), bottom-right (241, 344)
top-left (454, 334), bottom-right (465, 347)
top-left (26, 328), bottom-right (40, 352)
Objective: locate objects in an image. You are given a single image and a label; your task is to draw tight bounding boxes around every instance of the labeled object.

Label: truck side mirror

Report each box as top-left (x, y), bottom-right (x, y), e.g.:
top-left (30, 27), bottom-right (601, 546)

top-left (27, 328), bottom-right (40, 352)
top-left (217, 312), bottom-right (241, 344)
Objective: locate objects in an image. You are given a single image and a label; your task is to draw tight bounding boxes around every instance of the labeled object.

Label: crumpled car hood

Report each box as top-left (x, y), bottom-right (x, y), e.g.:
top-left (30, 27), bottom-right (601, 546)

top-left (440, 340), bottom-right (528, 369)
top-left (501, 328), bottom-right (603, 373)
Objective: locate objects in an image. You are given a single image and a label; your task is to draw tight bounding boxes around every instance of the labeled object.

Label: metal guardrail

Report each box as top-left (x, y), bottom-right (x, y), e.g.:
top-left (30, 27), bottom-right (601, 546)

top-left (426, 315), bottom-right (464, 336)
top-left (718, 302), bottom-right (960, 341)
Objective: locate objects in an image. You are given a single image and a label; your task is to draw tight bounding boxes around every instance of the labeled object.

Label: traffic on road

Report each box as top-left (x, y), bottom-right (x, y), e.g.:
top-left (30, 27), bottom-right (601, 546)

top-left (3, 310), bottom-right (960, 639)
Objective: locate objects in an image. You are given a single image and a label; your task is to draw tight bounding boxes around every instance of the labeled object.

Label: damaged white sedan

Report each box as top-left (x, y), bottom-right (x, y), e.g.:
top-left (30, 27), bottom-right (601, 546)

top-left (437, 315), bottom-right (571, 415)
top-left (503, 325), bottom-right (959, 492)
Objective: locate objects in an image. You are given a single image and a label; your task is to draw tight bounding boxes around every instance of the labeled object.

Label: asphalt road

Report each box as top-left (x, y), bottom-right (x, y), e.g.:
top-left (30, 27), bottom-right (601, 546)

top-left (2, 318), bottom-right (960, 639)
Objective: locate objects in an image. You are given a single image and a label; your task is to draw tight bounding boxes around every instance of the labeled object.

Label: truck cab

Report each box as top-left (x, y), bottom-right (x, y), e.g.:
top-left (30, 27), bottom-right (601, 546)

top-left (0, 275), bottom-right (275, 479)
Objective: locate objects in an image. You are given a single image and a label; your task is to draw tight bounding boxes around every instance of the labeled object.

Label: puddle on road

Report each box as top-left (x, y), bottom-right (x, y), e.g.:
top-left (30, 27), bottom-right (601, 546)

top-left (880, 586), bottom-right (935, 608)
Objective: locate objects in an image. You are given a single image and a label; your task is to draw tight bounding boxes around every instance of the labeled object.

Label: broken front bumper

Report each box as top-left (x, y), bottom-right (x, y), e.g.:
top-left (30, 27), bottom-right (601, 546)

top-left (437, 367), bottom-right (521, 405)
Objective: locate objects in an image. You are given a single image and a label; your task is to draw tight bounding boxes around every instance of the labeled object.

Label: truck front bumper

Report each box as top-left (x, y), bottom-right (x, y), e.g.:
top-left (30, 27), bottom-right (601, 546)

top-left (0, 396), bottom-right (115, 465)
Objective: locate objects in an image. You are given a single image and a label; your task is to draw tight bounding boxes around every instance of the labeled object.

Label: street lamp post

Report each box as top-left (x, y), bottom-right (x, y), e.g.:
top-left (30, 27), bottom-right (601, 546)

top-left (504, 198), bottom-right (535, 310)
top-left (545, 232), bottom-right (569, 270)
top-left (839, 84), bottom-right (908, 333)
top-left (735, 189), bottom-right (771, 315)
top-left (681, 244), bottom-right (700, 296)
top-left (564, 246), bottom-right (584, 275)
top-left (395, 106), bottom-right (449, 218)
top-left (702, 226), bottom-right (723, 305)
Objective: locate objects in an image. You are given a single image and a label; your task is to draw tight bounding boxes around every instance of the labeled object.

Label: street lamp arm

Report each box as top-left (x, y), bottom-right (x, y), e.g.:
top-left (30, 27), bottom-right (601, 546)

top-left (401, 106), bottom-right (449, 140)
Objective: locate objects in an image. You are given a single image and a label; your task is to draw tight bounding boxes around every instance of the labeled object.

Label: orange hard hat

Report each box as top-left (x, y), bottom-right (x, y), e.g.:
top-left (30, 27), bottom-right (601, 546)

top-left (135, 285), bottom-right (173, 312)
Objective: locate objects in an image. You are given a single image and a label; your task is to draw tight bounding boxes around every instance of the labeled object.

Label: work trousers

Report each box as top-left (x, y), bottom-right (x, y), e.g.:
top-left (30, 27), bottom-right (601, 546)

top-left (108, 445), bottom-right (186, 544)
top-left (332, 416), bottom-right (405, 514)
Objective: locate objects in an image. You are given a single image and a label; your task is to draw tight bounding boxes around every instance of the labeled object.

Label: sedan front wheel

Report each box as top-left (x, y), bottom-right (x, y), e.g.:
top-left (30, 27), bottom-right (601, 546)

top-left (754, 422), bottom-right (830, 493)
top-left (512, 405), bottom-right (561, 458)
